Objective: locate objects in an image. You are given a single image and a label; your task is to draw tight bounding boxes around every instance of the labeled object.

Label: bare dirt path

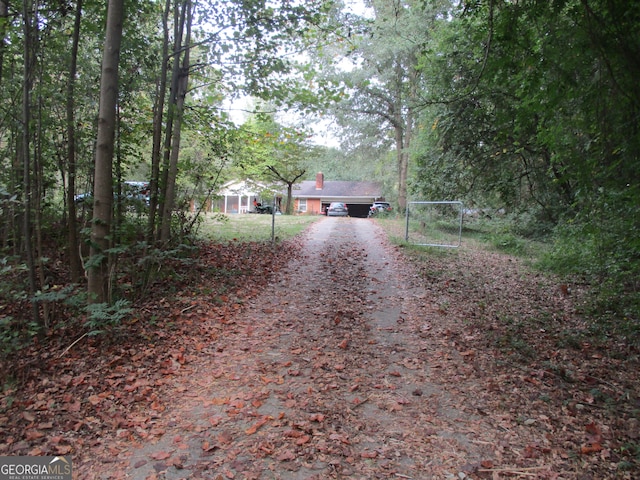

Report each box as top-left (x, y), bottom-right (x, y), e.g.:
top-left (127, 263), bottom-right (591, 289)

top-left (74, 216), bottom-right (639, 479)
top-left (94, 217), bottom-right (495, 479)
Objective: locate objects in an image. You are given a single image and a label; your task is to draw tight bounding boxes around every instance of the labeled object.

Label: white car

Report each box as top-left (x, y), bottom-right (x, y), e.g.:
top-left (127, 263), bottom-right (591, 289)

top-left (368, 202), bottom-right (392, 216)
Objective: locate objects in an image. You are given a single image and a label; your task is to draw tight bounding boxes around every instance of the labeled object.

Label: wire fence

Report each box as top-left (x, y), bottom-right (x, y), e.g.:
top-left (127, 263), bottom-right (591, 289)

top-left (405, 201), bottom-right (464, 248)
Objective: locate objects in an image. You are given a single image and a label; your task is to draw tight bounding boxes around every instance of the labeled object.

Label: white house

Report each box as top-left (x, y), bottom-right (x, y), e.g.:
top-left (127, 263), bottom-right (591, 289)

top-left (213, 179), bottom-right (281, 214)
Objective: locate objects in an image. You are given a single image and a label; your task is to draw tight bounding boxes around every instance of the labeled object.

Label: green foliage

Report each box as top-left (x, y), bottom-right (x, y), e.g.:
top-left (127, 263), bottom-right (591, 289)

top-left (0, 317), bottom-right (40, 355)
top-left (84, 300), bottom-right (132, 336)
top-left (487, 231), bottom-right (529, 257)
top-left (617, 442), bottom-right (640, 472)
top-left (119, 241), bottom-right (198, 296)
top-left (205, 0), bottom-right (335, 105)
top-left (409, 0), bottom-right (640, 334)
top-left (0, 259), bottom-right (29, 316)
top-left (32, 285), bottom-right (75, 304)
top-left (538, 188), bottom-right (640, 332)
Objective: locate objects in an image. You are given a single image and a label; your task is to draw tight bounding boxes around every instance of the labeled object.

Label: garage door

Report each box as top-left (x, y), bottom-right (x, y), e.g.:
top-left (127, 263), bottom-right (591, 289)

top-left (346, 203), bottom-right (371, 218)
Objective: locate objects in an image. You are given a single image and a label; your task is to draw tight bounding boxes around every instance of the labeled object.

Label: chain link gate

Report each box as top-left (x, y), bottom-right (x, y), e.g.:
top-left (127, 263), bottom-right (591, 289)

top-left (405, 201), bottom-right (464, 248)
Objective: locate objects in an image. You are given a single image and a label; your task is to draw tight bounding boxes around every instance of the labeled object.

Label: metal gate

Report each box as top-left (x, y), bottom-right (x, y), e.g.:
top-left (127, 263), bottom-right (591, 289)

top-left (405, 201), bottom-right (464, 248)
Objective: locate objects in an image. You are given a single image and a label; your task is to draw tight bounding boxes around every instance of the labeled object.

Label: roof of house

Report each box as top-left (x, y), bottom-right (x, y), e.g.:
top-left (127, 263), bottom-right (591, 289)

top-left (292, 180), bottom-right (382, 199)
top-left (218, 179), bottom-right (279, 196)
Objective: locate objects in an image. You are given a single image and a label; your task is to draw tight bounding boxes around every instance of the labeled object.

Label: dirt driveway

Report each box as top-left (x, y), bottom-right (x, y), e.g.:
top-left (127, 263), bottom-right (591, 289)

top-left (72, 215), bottom-right (638, 479)
top-left (100, 217), bottom-right (494, 479)
top-left (3, 212), bottom-right (636, 478)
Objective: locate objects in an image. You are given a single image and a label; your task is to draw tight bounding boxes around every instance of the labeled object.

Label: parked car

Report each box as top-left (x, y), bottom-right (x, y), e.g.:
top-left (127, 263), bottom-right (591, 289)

top-left (122, 181), bottom-right (150, 206)
top-left (75, 181), bottom-right (150, 208)
top-left (368, 201), bottom-right (392, 217)
top-left (327, 202), bottom-right (349, 217)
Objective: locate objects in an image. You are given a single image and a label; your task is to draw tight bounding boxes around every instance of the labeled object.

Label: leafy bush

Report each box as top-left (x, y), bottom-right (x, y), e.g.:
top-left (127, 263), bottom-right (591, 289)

top-left (84, 299), bottom-right (132, 336)
top-left (0, 317), bottom-right (40, 355)
top-left (538, 189), bottom-right (640, 342)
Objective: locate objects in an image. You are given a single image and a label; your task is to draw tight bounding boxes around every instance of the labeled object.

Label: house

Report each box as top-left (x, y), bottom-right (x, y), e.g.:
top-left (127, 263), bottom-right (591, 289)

top-left (212, 179), bottom-right (280, 214)
top-left (291, 173), bottom-right (384, 218)
top-left (212, 174), bottom-right (384, 216)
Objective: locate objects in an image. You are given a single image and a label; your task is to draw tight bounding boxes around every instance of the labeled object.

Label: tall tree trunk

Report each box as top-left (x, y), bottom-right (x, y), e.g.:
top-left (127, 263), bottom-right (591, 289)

top-left (35, 93), bottom-right (52, 327)
top-left (0, 0), bottom-right (8, 85)
top-left (158, 0), bottom-right (187, 240)
top-left (394, 119), bottom-right (406, 211)
top-left (66, 0), bottom-right (83, 282)
top-left (21, 0), bottom-right (40, 325)
top-left (160, 0), bottom-right (191, 242)
top-left (398, 107), bottom-right (413, 212)
top-left (146, 0), bottom-right (172, 243)
top-left (87, 0), bottom-right (124, 304)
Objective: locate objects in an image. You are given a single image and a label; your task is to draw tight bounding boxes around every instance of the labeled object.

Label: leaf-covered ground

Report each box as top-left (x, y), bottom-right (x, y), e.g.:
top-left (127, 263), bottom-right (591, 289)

top-left (1, 217), bottom-right (638, 479)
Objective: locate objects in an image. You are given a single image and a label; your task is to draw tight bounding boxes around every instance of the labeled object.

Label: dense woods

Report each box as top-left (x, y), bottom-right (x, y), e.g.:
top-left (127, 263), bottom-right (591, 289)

top-left (0, 0), bottom-right (638, 378)
top-left (313, 0), bottom-right (639, 335)
top-left (0, 0), bottom-right (329, 327)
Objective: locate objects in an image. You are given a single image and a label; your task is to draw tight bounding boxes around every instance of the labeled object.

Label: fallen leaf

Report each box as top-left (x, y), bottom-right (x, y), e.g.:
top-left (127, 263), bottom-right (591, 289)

top-left (296, 435), bottom-right (311, 445)
top-left (580, 443), bottom-right (603, 454)
top-left (166, 456), bottom-right (184, 468)
top-left (277, 449), bottom-right (296, 461)
top-left (202, 440), bottom-right (218, 452)
top-left (524, 445), bottom-right (540, 458)
top-left (310, 413), bottom-right (325, 422)
top-left (245, 417), bottom-right (268, 435)
top-left (149, 451), bottom-right (172, 460)
top-left (22, 411), bottom-right (36, 422)
top-left (25, 429), bottom-right (45, 441)
top-left (329, 433), bottom-right (350, 444)
top-left (217, 430), bottom-right (233, 445)
top-left (585, 422), bottom-right (601, 436)
top-left (133, 460), bottom-right (147, 469)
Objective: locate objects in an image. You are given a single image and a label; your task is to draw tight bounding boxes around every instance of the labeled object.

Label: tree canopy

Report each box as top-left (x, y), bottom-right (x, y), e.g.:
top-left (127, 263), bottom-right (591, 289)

top-left (0, 0), bottom-right (638, 339)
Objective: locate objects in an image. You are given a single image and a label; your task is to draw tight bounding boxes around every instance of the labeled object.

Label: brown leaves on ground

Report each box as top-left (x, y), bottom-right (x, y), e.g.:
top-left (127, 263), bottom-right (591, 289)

top-left (401, 242), bottom-right (640, 478)
top-left (1, 221), bottom-right (639, 479)
top-left (0, 240), bottom-right (291, 469)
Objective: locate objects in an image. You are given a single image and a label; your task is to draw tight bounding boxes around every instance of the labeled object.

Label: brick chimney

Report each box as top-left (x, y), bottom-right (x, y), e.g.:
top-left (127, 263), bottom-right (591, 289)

top-left (315, 172), bottom-right (324, 190)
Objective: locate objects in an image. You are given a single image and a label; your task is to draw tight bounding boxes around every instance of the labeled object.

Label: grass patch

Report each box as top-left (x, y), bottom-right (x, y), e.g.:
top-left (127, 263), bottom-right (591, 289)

top-left (374, 216), bottom-right (544, 257)
top-left (200, 213), bottom-right (321, 242)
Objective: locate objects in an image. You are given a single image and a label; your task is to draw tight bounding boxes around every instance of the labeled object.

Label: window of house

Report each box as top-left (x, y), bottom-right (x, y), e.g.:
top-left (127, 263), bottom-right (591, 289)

top-left (298, 198), bottom-right (307, 213)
